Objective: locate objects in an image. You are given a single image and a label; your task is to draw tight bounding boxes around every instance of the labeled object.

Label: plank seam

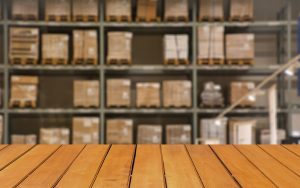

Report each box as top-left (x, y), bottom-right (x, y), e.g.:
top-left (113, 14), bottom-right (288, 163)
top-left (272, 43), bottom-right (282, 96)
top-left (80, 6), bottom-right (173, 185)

top-left (282, 145), bottom-right (300, 158)
top-left (0, 145), bottom-right (9, 152)
top-left (127, 145), bottom-right (137, 188)
top-left (159, 144), bottom-right (168, 188)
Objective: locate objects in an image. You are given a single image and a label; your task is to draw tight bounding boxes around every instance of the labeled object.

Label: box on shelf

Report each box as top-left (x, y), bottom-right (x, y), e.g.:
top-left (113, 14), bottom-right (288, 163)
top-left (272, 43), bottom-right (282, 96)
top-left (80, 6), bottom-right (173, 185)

top-left (107, 32), bottom-right (132, 64)
top-left (285, 89), bottom-right (300, 105)
top-left (42, 34), bottom-right (69, 64)
top-left (45, 0), bottom-right (71, 21)
top-left (11, 134), bottom-right (37, 144)
top-left (136, 82), bottom-right (161, 108)
top-left (166, 125), bottom-right (191, 144)
top-left (73, 80), bottom-right (99, 108)
top-left (12, 0), bottom-right (39, 20)
top-left (137, 125), bottom-right (162, 144)
top-left (164, 34), bottom-right (189, 63)
top-left (73, 30), bottom-right (98, 64)
top-left (0, 116), bottom-right (2, 144)
top-left (164, 0), bottom-right (188, 21)
top-left (72, 117), bottom-right (99, 144)
top-left (200, 82), bottom-right (224, 107)
top-left (106, 119), bottom-right (133, 144)
top-left (10, 76), bottom-right (39, 108)
top-left (40, 128), bottom-right (70, 144)
top-left (200, 118), bottom-right (227, 144)
top-left (9, 27), bottom-right (39, 64)
top-left (230, 82), bottom-right (255, 107)
top-left (260, 129), bottom-right (286, 144)
top-left (136, 0), bottom-right (159, 21)
top-left (163, 80), bottom-right (192, 108)
top-left (290, 113), bottom-right (300, 137)
top-left (199, 0), bottom-right (223, 21)
top-left (230, 0), bottom-right (253, 20)
top-left (229, 119), bottom-right (256, 144)
top-left (106, 79), bottom-right (131, 107)
top-left (72, 0), bottom-right (98, 21)
top-left (106, 0), bottom-right (131, 21)
top-left (226, 34), bottom-right (255, 60)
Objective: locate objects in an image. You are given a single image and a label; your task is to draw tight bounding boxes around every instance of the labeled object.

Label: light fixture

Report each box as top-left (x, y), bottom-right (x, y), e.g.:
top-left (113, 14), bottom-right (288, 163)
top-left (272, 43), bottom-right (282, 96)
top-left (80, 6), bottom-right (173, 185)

top-left (285, 67), bottom-right (294, 76)
top-left (248, 94), bottom-right (256, 102)
top-left (214, 119), bottom-right (222, 126)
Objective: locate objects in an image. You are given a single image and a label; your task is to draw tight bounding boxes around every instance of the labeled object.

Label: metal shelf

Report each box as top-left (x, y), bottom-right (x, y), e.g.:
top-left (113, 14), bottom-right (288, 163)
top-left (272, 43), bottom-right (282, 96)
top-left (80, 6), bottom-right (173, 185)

top-left (8, 65), bottom-right (101, 71)
top-left (8, 108), bottom-right (100, 114)
top-left (105, 108), bottom-right (193, 114)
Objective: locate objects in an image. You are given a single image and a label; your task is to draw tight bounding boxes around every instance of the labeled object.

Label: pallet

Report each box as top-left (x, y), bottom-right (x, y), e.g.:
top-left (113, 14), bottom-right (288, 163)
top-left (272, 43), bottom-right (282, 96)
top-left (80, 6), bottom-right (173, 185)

top-left (10, 100), bottom-right (36, 108)
top-left (164, 105), bottom-right (191, 108)
top-left (12, 14), bottom-right (38, 21)
top-left (235, 104), bottom-right (256, 108)
top-left (73, 58), bottom-right (98, 65)
top-left (42, 58), bottom-right (68, 65)
top-left (137, 104), bottom-right (160, 108)
top-left (164, 59), bottom-right (189, 65)
top-left (10, 58), bottom-right (38, 65)
top-left (73, 15), bottom-right (98, 22)
top-left (136, 17), bottom-right (161, 22)
top-left (74, 105), bottom-right (99, 108)
top-left (199, 16), bottom-right (224, 22)
top-left (198, 59), bottom-right (224, 65)
top-left (226, 59), bottom-right (254, 65)
top-left (45, 15), bottom-right (71, 22)
top-left (200, 104), bottom-right (224, 108)
top-left (229, 15), bottom-right (253, 22)
top-left (107, 58), bottom-right (131, 65)
top-left (165, 16), bottom-right (189, 22)
top-left (107, 105), bottom-right (130, 108)
top-left (106, 15), bottom-right (131, 22)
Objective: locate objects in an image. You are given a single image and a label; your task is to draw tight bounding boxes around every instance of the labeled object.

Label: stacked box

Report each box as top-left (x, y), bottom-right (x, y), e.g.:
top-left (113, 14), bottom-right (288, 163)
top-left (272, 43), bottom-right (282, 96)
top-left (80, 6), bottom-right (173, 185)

top-left (10, 76), bottom-right (39, 107)
top-left (230, 0), bottom-right (253, 19)
top-left (106, 79), bottom-right (131, 107)
top-left (11, 134), bottom-right (37, 144)
top-left (290, 113), bottom-right (300, 137)
top-left (226, 34), bottom-right (255, 60)
top-left (12, 0), bottom-right (38, 20)
top-left (163, 80), bottom-right (192, 108)
top-left (285, 89), bottom-right (300, 105)
top-left (9, 27), bottom-right (39, 63)
top-left (40, 128), bottom-right (70, 144)
top-left (42, 34), bottom-right (69, 61)
top-left (198, 26), bottom-right (224, 60)
top-left (106, 0), bottom-right (131, 19)
top-left (72, 0), bottom-right (98, 21)
top-left (166, 125), bottom-right (191, 144)
top-left (201, 82), bottom-right (224, 107)
top-left (137, 0), bottom-right (158, 20)
top-left (73, 80), bottom-right (99, 107)
top-left (0, 116), bottom-right (2, 144)
top-left (229, 120), bottom-right (256, 144)
top-left (260, 129), bottom-right (286, 144)
top-left (165, 0), bottom-right (188, 20)
top-left (45, 0), bottom-right (71, 20)
top-left (199, 0), bottom-right (223, 20)
top-left (72, 117), bottom-right (99, 144)
top-left (164, 35), bottom-right (189, 60)
top-left (137, 125), bottom-right (162, 144)
top-left (106, 119), bottom-right (133, 144)
top-left (73, 30), bottom-right (98, 62)
top-left (200, 118), bottom-right (227, 144)
top-left (107, 32), bottom-right (132, 62)
top-left (136, 82), bottom-right (161, 107)
top-left (230, 82), bottom-right (255, 107)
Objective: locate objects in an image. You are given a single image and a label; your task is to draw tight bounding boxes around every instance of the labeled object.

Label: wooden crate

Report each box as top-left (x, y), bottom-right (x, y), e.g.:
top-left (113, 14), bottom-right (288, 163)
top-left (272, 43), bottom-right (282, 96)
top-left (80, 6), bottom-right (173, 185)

top-left (12, 0), bottom-right (38, 20)
top-left (72, 0), bottom-right (98, 22)
top-left (45, 0), bottom-right (71, 22)
top-left (136, 0), bottom-right (160, 22)
top-left (106, 0), bottom-right (131, 22)
top-left (164, 0), bottom-right (189, 22)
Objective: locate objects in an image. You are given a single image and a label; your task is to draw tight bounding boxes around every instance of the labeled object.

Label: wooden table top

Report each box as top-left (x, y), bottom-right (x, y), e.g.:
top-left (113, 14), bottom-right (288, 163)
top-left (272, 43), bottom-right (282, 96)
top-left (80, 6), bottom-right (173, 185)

top-left (0, 145), bottom-right (300, 188)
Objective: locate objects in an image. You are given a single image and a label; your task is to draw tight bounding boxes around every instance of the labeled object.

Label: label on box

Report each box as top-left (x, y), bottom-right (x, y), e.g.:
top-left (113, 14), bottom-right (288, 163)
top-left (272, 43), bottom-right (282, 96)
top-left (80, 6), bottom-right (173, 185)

top-left (247, 35), bottom-right (254, 40)
top-left (152, 84), bottom-right (160, 89)
top-left (125, 33), bottom-right (133, 38)
top-left (125, 120), bottom-right (132, 126)
top-left (89, 32), bottom-right (97, 37)
top-left (183, 126), bottom-right (191, 131)
top-left (83, 135), bottom-right (92, 143)
top-left (123, 80), bottom-right (130, 86)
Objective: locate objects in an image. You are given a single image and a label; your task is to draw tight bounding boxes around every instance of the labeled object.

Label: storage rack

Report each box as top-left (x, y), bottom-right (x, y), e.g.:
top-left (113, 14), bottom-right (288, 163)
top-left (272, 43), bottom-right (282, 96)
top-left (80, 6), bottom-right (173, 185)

top-left (0, 0), bottom-right (298, 144)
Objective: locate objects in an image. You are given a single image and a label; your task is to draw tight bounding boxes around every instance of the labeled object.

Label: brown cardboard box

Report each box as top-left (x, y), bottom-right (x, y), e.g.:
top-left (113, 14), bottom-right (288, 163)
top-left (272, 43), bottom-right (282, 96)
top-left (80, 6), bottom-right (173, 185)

top-left (45, 0), bottom-right (71, 20)
top-left (198, 26), bottom-right (224, 60)
top-left (163, 80), bottom-right (192, 107)
top-left (0, 116), bottom-right (2, 144)
top-left (230, 82), bottom-right (255, 107)
top-left (165, 0), bottom-right (188, 20)
top-left (106, 119), bottom-right (133, 144)
top-left (106, 0), bottom-right (131, 19)
top-left (73, 30), bottom-right (98, 62)
top-left (200, 118), bottom-right (227, 144)
top-left (107, 32), bottom-right (132, 62)
top-left (136, 82), bottom-right (161, 107)
top-left (72, 117), bottom-right (99, 144)
top-left (164, 34), bottom-right (189, 60)
top-left (260, 129), bottom-right (286, 144)
top-left (42, 34), bottom-right (69, 61)
top-left (137, 125), bottom-right (162, 144)
top-left (137, 0), bottom-right (158, 20)
top-left (229, 119), bottom-right (256, 144)
top-left (12, 0), bottom-right (38, 20)
top-left (199, 0), bottom-right (223, 20)
top-left (73, 80), bottom-right (99, 107)
top-left (11, 134), bottom-right (37, 144)
top-left (106, 79), bottom-right (131, 107)
top-left (72, 0), bottom-right (98, 20)
top-left (40, 128), bottom-right (70, 144)
top-left (9, 27), bottom-right (39, 62)
top-left (230, 0), bottom-right (253, 19)
top-left (226, 34), bottom-right (255, 60)
top-left (166, 125), bottom-right (191, 144)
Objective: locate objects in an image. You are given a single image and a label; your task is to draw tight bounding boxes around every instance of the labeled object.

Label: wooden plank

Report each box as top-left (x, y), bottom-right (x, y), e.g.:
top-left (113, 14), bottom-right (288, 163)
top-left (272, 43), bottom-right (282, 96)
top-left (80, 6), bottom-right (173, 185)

top-left (0, 145), bottom-right (8, 151)
top-left (186, 145), bottom-right (239, 187)
top-left (211, 145), bottom-right (275, 188)
top-left (236, 145), bottom-right (300, 187)
top-left (56, 145), bottom-right (110, 188)
top-left (0, 145), bottom-right (34, 170)
top-left (161, 145), bottom-right (203, 188)
top-left (130, 145), bottom-right (165, 188)
top-left (283, 145), bottom-right (300, 156)
top-left (18, 145), bottom-right (85, 188)
top-left (260, 145), bottom-right (300, 177)
top-left (0, 145), bottom-right (60, 188)
top-left (92, 145), bottom-right (135, 188)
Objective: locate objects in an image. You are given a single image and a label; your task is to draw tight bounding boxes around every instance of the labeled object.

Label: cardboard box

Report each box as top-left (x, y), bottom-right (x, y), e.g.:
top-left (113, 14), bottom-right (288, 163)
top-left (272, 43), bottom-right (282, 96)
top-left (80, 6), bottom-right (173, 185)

top-left (200, 118), bottom-right (227, 144)
top-left (9, 27), bottom-right (39, 62)
top-left (12, 0), bottom-right (38, 19)
top-left (40, 128), bottom-right (70, 144)
top-left (260, 129), bottom-right (286, 144)
top-left (290, 113), bottom-right (300, 137)
top-left (226, 34), bottom-right (255, 60)
top-left (0, 116), bottom-right (2, 144)
top-left (199, 0), bottom-right (223, 20)
top-left (72, 117), bottom-right (99, 144)
top-left (137, 125), bottom-right (162, 144)
top-left (106, 119), bottom-right (133, 144)
top-left (163, 80), bottom-right (192, 107)
top-left (200, 82), bottom-right (224, 107)
top-left (73, 80), bottom-right (99, 107)
top-left (45, 0), bottom-right (71, 19)
top-left (229, 120), bottom-right (256, 144)
top-left (164, 34), bottom-right (189, 60)
top-left (106, 0), bottom-right (131, 18)
top-left (165, 0), bottom-right (188, 19)
top-left (230, 82), bottom-right (255, 107)
top-left (42, 34), bottom-right (69, 61)
top-left (166, 125), bottom-right (191, 144)
top-left (72, 0), bottom-right (98, 19)
top-left (11, 134), bottom-right (37, 144)
top-left (136, 82), bottom-right (161, 107)
top-left (198, 26), bottom-right (224, 59)
top-left (137, 0), bottom-right (158, 20)
top-left (107, 32), bottom-right (132, 62)
top-left (106, 79), bottom-right (131, 107)
top-left (230, 0), bottom-right (253, 19)
top-left (73, 30), bottom-right (98, 61)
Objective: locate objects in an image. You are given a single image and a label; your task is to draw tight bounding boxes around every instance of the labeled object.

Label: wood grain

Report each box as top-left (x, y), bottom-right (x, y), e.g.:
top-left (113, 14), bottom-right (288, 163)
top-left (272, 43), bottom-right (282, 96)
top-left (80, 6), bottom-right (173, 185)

top-left (130, 145), bottom-right (165, 188)
top-left (92, 145), bottom-right (135, 188)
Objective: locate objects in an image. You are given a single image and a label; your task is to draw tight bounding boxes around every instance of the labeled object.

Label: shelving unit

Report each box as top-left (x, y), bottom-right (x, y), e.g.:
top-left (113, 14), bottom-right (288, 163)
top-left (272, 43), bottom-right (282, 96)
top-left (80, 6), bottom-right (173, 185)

top-left (0, 0), bottom-right (298, 144)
